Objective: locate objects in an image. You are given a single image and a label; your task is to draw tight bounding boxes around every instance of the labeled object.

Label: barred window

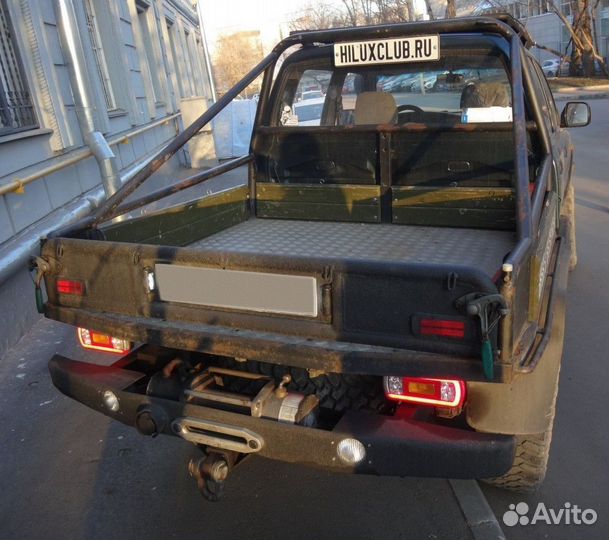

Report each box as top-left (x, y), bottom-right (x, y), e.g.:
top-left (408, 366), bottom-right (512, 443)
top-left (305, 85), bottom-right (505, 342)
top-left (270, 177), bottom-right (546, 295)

top-left (83, 0), bottom-right (117, 111)
top-left (0, 0), bottom-right (37, 136)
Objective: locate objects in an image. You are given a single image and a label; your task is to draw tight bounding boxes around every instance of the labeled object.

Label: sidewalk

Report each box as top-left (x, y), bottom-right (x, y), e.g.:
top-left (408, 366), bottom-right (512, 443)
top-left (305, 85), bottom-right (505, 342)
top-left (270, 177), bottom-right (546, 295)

top-left (552, 83), bottom-right (609, 101)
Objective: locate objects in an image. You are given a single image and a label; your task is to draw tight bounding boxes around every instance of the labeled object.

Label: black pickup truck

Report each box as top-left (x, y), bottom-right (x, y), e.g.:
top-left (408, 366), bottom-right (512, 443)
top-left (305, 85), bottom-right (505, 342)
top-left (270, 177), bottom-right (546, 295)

top-left (34, 15), bottom-right (590, 499)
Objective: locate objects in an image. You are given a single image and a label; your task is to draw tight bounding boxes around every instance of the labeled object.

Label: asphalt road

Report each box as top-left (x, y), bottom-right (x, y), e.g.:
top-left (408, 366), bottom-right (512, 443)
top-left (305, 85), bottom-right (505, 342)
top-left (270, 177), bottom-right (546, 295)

top-left (480, 97), bottom-right (609, 540)
top-left (0, 99), bottom-right (607, 540)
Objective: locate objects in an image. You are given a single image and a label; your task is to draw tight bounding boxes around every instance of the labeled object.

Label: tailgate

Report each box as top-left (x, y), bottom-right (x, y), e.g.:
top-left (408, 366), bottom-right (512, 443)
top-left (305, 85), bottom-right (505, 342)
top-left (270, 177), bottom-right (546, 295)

top-left (40, 236), bottom-right (505, 380)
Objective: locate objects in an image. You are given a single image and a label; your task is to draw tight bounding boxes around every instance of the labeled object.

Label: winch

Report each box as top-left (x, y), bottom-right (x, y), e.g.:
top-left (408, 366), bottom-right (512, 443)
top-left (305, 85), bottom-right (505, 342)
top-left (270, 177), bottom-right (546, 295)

top-left (143, 363), bottom-right (320, 500)
top-left (146, 363), bottom-right (319, 427)
top-left (184, 367), bottom-right (319, 426)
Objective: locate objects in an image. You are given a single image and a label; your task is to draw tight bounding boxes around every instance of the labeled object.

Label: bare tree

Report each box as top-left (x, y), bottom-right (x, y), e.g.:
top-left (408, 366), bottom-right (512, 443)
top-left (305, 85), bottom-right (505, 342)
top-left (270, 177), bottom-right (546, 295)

top-left (423, 0), bottom-right (436, 19)
top-left (212, 32), bottom-right (264, 98)
top-left (289, 2), bottom-right (346, 31)
top-left (445, 0), bottom-right (457, 18)
top-left (375, 0), bottom-right (414, 22)
top-left (482, 0), bottom-right (607, 76)
top-left (547, 0), bottom-right (608, 76)
top-left (341, 0), bottom-right (377, 25)
top-left (292, 0), bottom-right (448, 30)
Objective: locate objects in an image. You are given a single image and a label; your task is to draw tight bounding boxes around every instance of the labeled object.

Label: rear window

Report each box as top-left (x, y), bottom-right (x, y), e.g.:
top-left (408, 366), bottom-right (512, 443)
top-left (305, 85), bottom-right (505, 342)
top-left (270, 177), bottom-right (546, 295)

top-left (273, 39), bottom-right (512, 127)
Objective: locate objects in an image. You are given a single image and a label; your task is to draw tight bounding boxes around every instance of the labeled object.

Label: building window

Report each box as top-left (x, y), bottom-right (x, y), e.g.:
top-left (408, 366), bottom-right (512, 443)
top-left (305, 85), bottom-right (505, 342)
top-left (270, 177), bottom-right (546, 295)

top-left (137, 1), bottom-right (163, 104)
top-left (513, 3), bottom-right (521, 18)
top-left (0, 0), bottom-right (37, 136)
top-left (166, 19), bottom-right (184, 98)
top-left (195, 37), bottom-right (211, 97)
top-left (183, 29), bottom-right (198, 95)
top-left (83, 0), bottom-right (117, 111)
top-left (530, 0), bottom-right (540, 16)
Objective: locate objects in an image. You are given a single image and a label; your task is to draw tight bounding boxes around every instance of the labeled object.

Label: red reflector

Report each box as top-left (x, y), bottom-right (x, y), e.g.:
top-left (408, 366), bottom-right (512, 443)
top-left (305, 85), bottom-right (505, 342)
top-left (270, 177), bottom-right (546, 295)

top-left (57, 279), bottom-right (85, 295)
top-left (420, 318), bottom-right (465, 339)
top-left (384, 376), bottom-right (466, 408)
top-left (77, 328), bottom-right (131, 354)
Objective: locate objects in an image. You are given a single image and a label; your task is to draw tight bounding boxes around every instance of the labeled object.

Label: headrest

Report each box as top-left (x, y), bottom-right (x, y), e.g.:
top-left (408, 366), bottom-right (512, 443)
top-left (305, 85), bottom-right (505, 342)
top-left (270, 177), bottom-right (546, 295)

top-left (460, 82), bottom-right (510, 108)
top-left (354, 92), bottom-right (397, 125)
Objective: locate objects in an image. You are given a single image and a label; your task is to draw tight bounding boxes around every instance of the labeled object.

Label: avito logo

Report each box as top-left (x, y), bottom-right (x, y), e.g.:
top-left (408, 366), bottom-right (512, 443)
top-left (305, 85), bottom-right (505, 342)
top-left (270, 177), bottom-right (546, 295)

top-left (503, 502), bottom-right (598, 527)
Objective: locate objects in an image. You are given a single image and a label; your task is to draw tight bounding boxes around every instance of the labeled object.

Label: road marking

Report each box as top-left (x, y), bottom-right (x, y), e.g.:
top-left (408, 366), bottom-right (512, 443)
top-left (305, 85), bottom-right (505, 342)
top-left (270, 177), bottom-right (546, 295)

top-left (449, 479), bottom-right (506, 540)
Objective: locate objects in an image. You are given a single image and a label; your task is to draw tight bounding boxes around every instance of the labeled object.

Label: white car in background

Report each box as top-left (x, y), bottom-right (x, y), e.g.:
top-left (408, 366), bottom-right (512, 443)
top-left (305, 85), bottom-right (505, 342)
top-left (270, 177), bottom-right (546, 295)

top-left (300, 90), bottom-right (324, 100)
top-left (408, 74), bottom-right (437, 92)
top-left (293, 97), bottom-right (325, 126)
top-left (542, 58), bottom-right (569, 77)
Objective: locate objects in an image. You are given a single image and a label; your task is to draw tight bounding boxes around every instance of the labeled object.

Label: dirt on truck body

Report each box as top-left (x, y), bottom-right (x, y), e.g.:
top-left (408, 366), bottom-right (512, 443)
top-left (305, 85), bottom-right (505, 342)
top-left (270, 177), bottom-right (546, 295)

top-left (34, 15), bottom-right (590, 500)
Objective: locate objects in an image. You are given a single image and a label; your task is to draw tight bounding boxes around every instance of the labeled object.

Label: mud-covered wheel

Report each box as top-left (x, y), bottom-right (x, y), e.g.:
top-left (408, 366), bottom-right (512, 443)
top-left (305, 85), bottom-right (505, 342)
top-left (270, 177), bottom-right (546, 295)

top-left (484, 346), bottom-right (561, 492)
top-left (483, 429), bottom-right (554, 492)
top-left (562, 181), bottom-right (577, 271)
top-left (216, 358), bottom-right (388, 413)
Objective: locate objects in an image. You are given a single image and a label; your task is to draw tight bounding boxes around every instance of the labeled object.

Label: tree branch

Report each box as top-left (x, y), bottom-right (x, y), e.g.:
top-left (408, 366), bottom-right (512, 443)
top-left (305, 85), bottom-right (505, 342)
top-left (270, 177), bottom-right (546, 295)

top-left (534, 42), bottom-right (569, 60)
top-left (547, 0), bottom-right (586, 50)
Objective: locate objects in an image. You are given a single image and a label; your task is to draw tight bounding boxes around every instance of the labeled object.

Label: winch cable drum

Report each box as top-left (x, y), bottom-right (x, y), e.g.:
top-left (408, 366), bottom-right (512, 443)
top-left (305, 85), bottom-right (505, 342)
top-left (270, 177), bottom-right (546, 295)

top-left (145, 363), bottom-right (320, 427)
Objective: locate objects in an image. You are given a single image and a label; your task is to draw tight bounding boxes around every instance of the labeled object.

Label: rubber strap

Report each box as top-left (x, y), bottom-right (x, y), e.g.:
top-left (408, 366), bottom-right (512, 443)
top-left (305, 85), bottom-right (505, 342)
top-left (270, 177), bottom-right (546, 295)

top-left (482, 339), bottom-right (494, 380)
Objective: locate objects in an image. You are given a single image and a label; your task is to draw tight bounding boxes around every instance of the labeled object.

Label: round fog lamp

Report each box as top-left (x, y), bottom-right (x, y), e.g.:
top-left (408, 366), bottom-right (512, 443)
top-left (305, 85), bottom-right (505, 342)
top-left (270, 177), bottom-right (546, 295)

top-left (336, 438), bottom-right (366, 465)
top-left (103, 390), bottom-right (120, 412)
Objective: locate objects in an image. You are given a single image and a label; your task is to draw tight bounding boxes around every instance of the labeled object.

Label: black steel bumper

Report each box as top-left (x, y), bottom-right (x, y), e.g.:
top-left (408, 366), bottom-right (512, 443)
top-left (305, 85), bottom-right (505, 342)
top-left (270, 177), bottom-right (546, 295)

top-left (49, 355), bottom-right (515, 479)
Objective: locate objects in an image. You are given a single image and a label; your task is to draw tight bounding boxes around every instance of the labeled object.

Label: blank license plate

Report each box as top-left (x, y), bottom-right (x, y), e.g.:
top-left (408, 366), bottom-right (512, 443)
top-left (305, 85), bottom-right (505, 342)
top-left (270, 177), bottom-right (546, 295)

top-left (155, 264), bottom-right (319, 317)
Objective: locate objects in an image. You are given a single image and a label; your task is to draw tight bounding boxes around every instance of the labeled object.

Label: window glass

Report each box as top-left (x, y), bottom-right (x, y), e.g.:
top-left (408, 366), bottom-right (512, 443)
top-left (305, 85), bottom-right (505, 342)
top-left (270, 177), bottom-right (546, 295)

top-left (137, 3), bottom-right (163, 104)
top-left (166, 20), bottom-right (184, 97)
top-left (0, 0), bottom-right (37, 135)
top-left (276, 54), bottom-right (512, 127)
top-left (529, 58), bottom-right (558, 130)
top-left (279, 69), bottom-right (331, 126)
top-left (84, 0), bottom-right (117, 111)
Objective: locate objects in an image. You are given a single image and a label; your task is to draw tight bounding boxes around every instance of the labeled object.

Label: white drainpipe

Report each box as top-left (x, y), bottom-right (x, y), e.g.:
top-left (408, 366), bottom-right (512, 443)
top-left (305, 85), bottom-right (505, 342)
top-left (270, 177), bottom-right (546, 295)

top-left (54, 0), bottom-right (121, 197)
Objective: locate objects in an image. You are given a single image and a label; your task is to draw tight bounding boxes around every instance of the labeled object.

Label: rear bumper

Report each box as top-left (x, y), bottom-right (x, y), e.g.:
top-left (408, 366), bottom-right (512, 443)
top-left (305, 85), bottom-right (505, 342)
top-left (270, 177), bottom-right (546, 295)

top-left (49, 354), bottom-right (515, 478)
top-left (44, 305), bottom-right (511, 382)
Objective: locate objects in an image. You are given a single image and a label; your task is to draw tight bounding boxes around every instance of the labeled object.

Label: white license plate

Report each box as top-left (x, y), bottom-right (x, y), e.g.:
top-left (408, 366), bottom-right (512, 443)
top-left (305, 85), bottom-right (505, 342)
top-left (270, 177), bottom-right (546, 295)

top-left (334, 35), bottom-right (439, 67)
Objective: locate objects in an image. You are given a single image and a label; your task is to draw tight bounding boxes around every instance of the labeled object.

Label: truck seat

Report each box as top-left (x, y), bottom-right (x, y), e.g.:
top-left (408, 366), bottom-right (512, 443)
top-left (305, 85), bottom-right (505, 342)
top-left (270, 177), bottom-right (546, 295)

top-left (460, 82), bottom-right (510, 108)
top-left (354, 92), bottom-right (397, 125)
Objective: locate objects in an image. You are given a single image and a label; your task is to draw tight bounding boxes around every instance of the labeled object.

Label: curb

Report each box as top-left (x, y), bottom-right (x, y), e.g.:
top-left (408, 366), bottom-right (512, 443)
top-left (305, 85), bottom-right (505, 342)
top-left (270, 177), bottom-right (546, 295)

top-left (553, 92), bottom-right (609, 101)
top-left (552, 84), bottom-right (609, 92)
top-left (450, 479), bottom-right (506, 540)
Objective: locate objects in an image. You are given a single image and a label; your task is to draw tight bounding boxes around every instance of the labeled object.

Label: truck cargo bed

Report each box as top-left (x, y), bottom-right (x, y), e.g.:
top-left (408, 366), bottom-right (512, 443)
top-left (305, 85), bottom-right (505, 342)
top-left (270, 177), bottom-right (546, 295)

top-left (188, 218), bottom-right (515, 277)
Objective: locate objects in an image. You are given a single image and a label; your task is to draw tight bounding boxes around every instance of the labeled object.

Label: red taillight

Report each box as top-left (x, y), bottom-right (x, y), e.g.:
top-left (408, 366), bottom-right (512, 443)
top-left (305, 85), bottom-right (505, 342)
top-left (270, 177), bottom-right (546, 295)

top-left (384, 376), bottom-right (466, 408)
top-left (419, 318), bottom-right (465, 339)
top-left (77, 328), bottom-right (131, 354)
top-left (57, 279), bottom-right (85, 295)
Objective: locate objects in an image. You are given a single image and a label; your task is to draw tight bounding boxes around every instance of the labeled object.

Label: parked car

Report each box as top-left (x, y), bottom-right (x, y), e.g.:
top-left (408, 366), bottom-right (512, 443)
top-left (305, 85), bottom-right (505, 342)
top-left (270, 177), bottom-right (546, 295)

top-left (300, 90), bottom-right (323, 101)
top-left (542, 58), bottom-right (569, 77)
top-left (293, 97), bottom-right (325, 125)
top-left (433, 69), bottom-right (479, 92)
top-left (408, 74), bottom-right (437, 92)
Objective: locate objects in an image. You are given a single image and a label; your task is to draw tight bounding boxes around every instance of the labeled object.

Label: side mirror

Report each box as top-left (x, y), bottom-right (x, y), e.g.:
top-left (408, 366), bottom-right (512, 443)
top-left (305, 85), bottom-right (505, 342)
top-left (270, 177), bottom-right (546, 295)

top-left (560, 101), bottom-right (591, 128)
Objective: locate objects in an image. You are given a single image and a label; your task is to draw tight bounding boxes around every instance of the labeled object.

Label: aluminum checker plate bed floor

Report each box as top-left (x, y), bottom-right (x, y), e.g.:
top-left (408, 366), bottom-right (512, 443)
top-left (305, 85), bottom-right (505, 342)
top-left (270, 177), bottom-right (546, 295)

top-left (188, 219), bottom-right (516, 277)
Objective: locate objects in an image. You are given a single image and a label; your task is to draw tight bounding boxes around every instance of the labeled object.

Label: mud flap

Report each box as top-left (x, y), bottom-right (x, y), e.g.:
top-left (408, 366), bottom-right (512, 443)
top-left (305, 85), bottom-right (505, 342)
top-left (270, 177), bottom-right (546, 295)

top-left (465, 218), bottom-right (570, 435)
